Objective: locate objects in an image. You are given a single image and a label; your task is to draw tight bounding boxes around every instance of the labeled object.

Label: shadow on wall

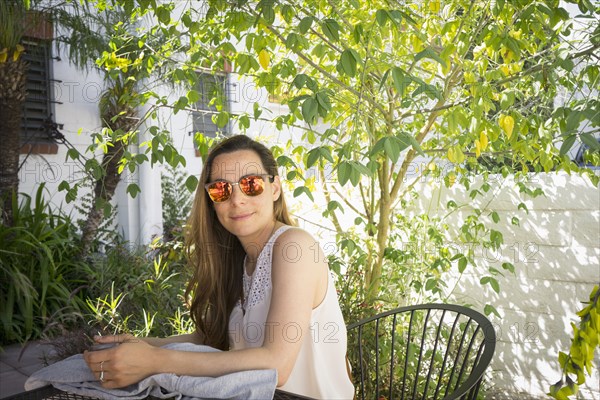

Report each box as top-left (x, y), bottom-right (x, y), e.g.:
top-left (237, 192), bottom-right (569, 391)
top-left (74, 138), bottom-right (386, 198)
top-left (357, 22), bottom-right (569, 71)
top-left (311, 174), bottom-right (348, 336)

top-left (410, 172), bottom-right (600, 399)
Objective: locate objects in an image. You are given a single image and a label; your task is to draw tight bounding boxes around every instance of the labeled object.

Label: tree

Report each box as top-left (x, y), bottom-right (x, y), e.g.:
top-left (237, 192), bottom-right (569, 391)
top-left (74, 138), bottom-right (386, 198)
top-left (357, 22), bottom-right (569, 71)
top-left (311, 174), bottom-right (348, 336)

top-left (85, 0), bottom-right (599, 311)
top-left (181, 0), bottom-right (599, 312)
top-left (0, 0), bottom-right (30, 226)
top-left (53, 4), bottom-right (148, 255)
top-left (51, 2), bottom-right (189, 255)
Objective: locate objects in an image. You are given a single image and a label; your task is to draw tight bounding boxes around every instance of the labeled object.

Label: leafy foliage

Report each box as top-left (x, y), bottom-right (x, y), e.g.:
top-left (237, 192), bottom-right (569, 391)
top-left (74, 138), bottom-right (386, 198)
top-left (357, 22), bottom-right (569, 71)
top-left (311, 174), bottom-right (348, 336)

top-left (161, 165), bottom-right (193, 242)
top-left (73, 180), bottom-right (120, 252)
top-left (0, 185), bottom-right (91, 344)
top-left (165, 0), bottom-right (599, 316)
top-left (348, 306), bottom-right (491, 399)
top-left (84, 241), bottom-right (193, 338)
top-left (549, 285), bottom-right (600, 399)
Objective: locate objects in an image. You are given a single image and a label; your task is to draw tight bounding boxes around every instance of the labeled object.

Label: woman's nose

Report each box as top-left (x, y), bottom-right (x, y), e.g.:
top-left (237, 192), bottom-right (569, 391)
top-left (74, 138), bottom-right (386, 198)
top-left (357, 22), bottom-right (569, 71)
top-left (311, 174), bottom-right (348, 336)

top-left (228, 183), bottom-right (246, 204)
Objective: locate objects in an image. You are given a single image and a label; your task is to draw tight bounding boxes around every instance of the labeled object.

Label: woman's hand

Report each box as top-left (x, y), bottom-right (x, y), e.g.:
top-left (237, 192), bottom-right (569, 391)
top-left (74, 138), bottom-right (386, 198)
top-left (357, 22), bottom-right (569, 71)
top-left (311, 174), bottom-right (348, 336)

top-left (83, 334), bottom-right (159, 389)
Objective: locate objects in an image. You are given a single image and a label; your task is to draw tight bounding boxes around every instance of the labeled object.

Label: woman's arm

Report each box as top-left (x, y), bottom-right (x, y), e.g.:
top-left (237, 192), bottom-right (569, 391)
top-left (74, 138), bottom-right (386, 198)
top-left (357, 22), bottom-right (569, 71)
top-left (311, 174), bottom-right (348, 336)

top-left (141, 331), bottom-right (204, 347)
top-left (84, 228), bottom-right (326, 388)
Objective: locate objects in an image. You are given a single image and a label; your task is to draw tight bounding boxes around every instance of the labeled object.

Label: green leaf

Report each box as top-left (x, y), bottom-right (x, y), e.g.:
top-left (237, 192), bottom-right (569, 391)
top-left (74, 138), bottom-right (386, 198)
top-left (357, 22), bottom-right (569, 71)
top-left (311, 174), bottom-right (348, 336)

top-left (375, 9), bottom-right (388, 26)
top-left (340, 49), bottom-right (357, 77)
top-left (484, 304), bottom-right (501, 318)
top-left (490, 229), bottom-right (503, 247)
top-left (414, 47), bottom-right (447, 68)
top-left (238, 114), bottom-right (250, 130)
top-left (286, 170), bottom-right (297, 180)
top-left (518, 202), bottom-right (529, 213)
top-left (321, 19), bottom-right (341, 42)
top-left (581, 132), bottom-right (600, 150)
top-left (413, 82), bottom-right (442, 100)
top-left (316, 91), bottom-right (332, 115)
top-left (292, 74), bottom-right (308, 89)
top-left (301, 97), bottom-right (318, 124)
top-left (306, 148), bottom-right (321, 168)
top-left (401, 132), bottom-right (425, 156)
top-left (187, 89), bottom-right (200, 104)
top-left (253, 102), bottom-right (262, 120)
top-left (327, 200), bottom-right (343, 213)
top-left (67, 148), bottom-right (80, 160)
top-left (504, 36), bottom-right (521, 58)
top-left (337, 161), bottom-right (355, 186)
top-left (425, 278), bottom-right (437, 291)
top-left (384, 137), bottom-right (401, 162)
top-left (491, 211), bottom-right (500, 223)
top-left (391, 67), bottom-right (411, 94)
top-left (174, 96), bottom-right (188, 113)
top-left (481, 276), bottom-right (500, 293)
top-left (293, 186), bottom-right (314, 201)
top-left (307, 146), bottom-right (334, 168)
top-left (156, 6), bottom-right (171, 24)
top-left (299, 16), bottom-right (314, 34)
top-left (58, 181), bottom-right (70, 191)
top-left (259, 0), bottom-right (275, 24)
top-left (185, 175), bottom-right (199, 192)
top-left (560, 134), bottom-right (577, 156)
top-left (126, 183), bottom-right (141, 198)
top-left (277, 155), bottom-right (296, 168)
top-left (458, 256), bottom-right (468, 273)
top-left (215, 112), bottom-right (229, 128)
top-left (500, 91), bottom-right (515, 109)
top-left (502, 262), bottom-right (515, 274)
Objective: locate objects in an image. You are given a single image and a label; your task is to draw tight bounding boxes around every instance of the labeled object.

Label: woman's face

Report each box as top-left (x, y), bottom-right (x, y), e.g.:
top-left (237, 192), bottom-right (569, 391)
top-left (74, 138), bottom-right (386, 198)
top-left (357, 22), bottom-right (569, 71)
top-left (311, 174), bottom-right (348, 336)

top-left (208, 149), bottom-right (281, 241)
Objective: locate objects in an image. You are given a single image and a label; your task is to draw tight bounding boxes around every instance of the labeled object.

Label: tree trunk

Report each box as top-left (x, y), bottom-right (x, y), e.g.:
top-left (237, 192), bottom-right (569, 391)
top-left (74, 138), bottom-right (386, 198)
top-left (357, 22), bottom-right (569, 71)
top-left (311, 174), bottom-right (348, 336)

top-left (79, 139), bottom-right (126, 257)
top-left (0, 58), bottom-right (27, 227)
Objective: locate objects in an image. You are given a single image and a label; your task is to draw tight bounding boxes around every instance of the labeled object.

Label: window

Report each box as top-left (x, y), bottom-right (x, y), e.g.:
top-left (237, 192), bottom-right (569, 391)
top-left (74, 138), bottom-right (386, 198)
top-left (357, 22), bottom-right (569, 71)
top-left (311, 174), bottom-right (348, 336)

top-left (191, 72), bottom-right (230, 143)
top-left (20, 13), bottom-right (57, 155)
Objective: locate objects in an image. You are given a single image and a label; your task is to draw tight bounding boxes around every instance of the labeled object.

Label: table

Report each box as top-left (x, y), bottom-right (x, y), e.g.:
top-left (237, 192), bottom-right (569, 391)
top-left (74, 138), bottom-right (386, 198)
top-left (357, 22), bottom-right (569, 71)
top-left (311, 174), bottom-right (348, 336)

top-left (1, 386), bottom-right (315, 400)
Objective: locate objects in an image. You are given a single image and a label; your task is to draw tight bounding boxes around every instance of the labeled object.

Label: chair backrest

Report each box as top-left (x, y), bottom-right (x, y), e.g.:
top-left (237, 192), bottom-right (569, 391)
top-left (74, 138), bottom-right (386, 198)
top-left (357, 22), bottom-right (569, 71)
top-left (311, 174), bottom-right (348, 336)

top-left (347, 303), bottom-right (496, 400)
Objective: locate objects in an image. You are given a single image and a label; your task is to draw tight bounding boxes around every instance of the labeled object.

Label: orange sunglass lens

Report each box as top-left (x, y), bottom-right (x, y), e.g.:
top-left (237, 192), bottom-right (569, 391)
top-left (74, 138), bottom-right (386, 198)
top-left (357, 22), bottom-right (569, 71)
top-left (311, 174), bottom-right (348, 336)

top-left (207, 181), bottom-right (232, 202)
top-left (240, 175), bottom-right (265, 196)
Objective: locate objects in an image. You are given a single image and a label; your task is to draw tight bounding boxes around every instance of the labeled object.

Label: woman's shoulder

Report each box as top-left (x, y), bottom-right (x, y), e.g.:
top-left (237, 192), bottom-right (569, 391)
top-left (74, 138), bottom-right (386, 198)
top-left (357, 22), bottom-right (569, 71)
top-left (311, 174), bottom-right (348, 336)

top-left (272, 225), bottom-right (327, 267)
top-left (274, 225), bottom-right (317, 247)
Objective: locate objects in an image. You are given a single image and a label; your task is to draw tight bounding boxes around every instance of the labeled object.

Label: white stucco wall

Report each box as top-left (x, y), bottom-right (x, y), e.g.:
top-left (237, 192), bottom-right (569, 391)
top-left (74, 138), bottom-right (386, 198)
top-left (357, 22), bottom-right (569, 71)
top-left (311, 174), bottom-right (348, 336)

top-left (409, 172), bottom-right (600, 399)
top-left (19, 55), bottom-right (104, 224)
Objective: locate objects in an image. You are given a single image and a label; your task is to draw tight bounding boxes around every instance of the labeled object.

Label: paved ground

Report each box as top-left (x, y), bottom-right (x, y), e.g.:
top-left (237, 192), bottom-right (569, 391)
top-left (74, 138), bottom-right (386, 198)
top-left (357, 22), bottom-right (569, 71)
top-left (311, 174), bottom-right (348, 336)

top-left (0, 342), bottom-right (54, 399)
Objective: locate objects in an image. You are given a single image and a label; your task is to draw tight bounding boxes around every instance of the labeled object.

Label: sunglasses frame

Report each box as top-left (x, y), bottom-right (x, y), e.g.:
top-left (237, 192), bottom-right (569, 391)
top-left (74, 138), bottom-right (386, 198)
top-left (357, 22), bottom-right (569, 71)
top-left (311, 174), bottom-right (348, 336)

top-left (204, 174), bottom-right (275, 203)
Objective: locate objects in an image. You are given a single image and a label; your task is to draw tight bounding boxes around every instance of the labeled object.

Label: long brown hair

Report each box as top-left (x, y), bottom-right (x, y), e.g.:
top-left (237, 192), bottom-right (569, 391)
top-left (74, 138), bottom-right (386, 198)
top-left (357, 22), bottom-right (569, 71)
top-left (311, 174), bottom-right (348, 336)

top-left (184, 135), bottom-right (294, 350)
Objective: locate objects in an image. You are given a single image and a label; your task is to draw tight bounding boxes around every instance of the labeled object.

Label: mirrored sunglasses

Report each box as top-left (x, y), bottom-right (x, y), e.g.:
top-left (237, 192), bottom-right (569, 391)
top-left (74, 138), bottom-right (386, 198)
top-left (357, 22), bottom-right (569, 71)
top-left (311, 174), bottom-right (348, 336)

top-left (204, 174), bottom-right (275, 203)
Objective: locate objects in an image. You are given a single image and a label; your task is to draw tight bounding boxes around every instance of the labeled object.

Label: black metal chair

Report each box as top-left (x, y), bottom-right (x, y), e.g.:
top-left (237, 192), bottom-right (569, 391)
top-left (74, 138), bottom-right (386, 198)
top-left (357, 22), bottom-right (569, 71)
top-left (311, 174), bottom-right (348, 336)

top-left (347, 303), bottom-right (496, 400)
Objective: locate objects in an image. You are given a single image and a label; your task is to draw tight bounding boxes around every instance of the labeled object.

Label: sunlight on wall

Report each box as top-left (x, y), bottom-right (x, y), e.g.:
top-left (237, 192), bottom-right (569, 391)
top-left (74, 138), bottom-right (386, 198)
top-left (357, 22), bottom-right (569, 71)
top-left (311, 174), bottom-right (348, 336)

top-left (411, 172), bottom-right (599, 399)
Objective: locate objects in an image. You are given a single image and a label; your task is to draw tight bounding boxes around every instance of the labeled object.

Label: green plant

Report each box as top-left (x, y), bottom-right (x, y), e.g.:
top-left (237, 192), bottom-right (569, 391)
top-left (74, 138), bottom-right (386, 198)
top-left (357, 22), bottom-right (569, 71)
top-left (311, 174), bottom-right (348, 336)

top-left (549, 285), bottom-right (600, 399)
top-left (153, 0), bottom-right (598, 317)
top-left (74, 179), bottom-right (120, 253)
top-left (0, 185), bottom-right (91, 344)
top-left (161, 165), bottom-right (193, 241)
top-left (84, 242), bottom-right (193, 338)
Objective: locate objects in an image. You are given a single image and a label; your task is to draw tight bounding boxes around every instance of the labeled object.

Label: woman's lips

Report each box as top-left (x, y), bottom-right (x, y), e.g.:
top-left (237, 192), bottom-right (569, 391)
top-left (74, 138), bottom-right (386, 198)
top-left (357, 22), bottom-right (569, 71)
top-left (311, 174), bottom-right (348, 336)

top-left (230, 213), bottom-right (253, 221)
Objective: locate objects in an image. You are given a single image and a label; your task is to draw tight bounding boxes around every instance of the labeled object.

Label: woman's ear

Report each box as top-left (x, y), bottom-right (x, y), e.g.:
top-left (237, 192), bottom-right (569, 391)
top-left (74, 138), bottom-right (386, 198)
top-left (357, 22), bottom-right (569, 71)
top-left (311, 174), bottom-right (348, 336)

top-left (272, 175), bottom-right (282, 201)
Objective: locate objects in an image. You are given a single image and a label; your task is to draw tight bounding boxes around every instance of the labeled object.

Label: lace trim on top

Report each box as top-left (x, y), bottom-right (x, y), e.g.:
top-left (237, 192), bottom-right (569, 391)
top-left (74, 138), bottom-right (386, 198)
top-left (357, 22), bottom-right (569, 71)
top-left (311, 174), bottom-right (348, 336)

top-left (241, 226), bottom-right (291, 311)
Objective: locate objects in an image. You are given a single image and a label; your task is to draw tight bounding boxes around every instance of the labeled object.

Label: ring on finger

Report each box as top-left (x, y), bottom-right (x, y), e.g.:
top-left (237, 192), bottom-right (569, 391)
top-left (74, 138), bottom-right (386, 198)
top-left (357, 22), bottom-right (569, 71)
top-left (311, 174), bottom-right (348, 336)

top-left (99, 361), bottom-right (105, 382)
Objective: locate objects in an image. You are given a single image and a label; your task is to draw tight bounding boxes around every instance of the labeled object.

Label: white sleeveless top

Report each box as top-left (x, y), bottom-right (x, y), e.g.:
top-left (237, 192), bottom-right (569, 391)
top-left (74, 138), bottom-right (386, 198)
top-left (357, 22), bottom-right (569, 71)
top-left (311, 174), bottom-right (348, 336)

top-left (228, 226), bottom-right (354, 399)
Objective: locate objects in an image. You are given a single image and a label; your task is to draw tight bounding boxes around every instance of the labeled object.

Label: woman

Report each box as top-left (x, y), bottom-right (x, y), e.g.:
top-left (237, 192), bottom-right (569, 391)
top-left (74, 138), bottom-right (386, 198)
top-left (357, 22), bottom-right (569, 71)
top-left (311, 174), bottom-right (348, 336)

top-left (84, 135), bottom-right (354, 399)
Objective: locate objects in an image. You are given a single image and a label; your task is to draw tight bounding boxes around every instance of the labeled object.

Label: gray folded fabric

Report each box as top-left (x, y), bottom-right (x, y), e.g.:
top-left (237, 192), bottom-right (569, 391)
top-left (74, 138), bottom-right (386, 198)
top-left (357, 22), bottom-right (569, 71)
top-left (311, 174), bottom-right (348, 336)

top-left (25, 342), bottom-right (277, 400)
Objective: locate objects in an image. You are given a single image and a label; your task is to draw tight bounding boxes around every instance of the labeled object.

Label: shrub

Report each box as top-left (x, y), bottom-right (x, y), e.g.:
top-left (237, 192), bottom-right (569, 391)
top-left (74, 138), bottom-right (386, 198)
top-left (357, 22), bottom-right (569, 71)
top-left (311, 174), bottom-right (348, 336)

top-left (0, 185), bottom-right (91, 345)
top-left (84, 238), bottom-right (193, 338)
